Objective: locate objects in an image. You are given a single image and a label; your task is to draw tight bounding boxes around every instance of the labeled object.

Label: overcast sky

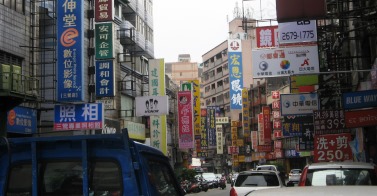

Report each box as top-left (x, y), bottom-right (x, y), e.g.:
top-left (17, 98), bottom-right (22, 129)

top-left (153, 0), bottom-right (277, 63)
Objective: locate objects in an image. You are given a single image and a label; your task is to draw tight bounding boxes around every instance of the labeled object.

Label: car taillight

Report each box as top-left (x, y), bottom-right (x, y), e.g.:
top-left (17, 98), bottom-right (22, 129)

top-left (298, 167), bottom-right (308, 186)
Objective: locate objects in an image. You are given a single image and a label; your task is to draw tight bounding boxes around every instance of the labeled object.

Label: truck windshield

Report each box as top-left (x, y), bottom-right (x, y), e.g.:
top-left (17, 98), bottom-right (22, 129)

top-left (6, 160), bottom-right (122, 196)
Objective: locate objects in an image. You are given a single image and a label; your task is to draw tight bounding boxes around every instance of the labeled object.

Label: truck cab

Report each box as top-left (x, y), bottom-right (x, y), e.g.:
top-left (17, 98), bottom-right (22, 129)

top-left (0, 130), bottom-right (184, 196)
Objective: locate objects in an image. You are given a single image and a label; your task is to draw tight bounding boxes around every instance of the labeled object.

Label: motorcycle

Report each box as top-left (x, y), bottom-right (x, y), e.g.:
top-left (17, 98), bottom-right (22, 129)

top-left (198, 179), bottom-right (209, 192)
top-left (219, 176), bottom-right (227, 189)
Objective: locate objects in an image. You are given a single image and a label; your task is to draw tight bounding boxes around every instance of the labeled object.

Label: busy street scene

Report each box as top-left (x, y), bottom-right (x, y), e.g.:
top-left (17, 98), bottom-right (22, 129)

top-left (1, 0), bottom-right (377, 195)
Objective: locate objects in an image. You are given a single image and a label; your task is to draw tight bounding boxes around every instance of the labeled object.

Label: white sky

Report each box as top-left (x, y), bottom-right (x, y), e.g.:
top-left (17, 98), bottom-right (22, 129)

top-left (153, 0), bottom-right (277, 63)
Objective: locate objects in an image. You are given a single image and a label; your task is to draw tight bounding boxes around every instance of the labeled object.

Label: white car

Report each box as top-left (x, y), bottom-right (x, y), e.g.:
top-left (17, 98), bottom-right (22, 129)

top-left (288, 169), bottom-right (302, 182)
top-left (298, 161), bottom-right (377, 186)
top-left (245, 186), bottom-right (377, 196)
top-left (230, 170), bottom-right (284, 196)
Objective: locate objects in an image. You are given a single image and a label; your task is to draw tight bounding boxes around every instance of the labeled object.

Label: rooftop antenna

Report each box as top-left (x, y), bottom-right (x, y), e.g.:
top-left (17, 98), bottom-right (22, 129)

top-left (233, 2), bottom-right (241, 18)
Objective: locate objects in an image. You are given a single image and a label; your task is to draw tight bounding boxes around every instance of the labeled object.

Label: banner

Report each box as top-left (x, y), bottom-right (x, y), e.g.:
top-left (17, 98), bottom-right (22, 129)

top-left (178, 91), bottom-right (194, 149)
top-left (216, 125), bottom-right (223, 154)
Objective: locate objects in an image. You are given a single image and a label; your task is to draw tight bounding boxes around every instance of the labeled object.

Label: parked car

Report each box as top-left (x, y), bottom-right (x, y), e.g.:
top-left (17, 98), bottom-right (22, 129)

top-left (231, 172), bottom-right (239, 183)
top-left (256, 165), bottom-right (278, 172)
top-left (256, 164), bottom-right (286, 184)
top-left (288, 169), bottom-right (302, 182)
top-left (298, 161), bottom-right (377, 186)
top-left (230, 170), bottom-right (284, 196)
top-left (246, 186), bottom-right (377, 196)
top-left (199, 172), bottom-right (218, 188)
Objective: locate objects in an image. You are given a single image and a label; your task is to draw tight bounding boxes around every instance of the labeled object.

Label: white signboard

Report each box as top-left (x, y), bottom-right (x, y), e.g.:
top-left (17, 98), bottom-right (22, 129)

top-left (135, 95), bottom-right (169, 116)
top-left (252, 46), bottom-right (320, 78)
top-left (278, 20), bottom-right (317, 44)
top-left (280, 93), bottom-right (319, 116)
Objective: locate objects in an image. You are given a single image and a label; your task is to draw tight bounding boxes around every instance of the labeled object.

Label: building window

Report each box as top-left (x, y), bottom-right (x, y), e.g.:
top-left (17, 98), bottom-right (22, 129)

top-left (1, 0), bottom-right (25, 14)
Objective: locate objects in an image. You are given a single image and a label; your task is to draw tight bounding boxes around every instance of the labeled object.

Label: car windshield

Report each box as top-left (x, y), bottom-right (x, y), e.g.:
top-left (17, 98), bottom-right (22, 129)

top-left (202, 173), bottom-right (217, 181)
top-left (306, 168), bottom-right (377, 186)
top-left (291, 169), bottom-right (301, 174)
top-left (235, 173), bottom-right (280, 187)
top-left (257, 166), bottom-right (277, 171)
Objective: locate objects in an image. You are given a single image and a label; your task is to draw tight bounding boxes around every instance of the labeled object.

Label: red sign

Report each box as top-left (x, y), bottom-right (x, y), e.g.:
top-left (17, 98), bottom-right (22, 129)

top-left (262, 106), bottom-right (272, 144)
top-left (272, 111), bottom-right (281, 119)
top-left (314, 133), bottom-right (353, 162)
top-left (228, 146), bottom-right (239, 154)
top-left (345, 108), bottom-right (377, 128)
top-left (273, 119), bottom-right (282, 129)
top-left (274, 140), bottom-right (282, 149)
top-left (95, 0), bottom-right (113, 22)
top-left (273, 130), bottom-right (282, 139)
top-left (272, 100), bottom-right (280, 110)
top-left (257, 145), bottom-right (272, 152)
top-left (256, 26), bottom-right (279, 48)
top-left (178, 91), bottom-right (194, 149)
top-left (272, 91), bottom-right (280, 99)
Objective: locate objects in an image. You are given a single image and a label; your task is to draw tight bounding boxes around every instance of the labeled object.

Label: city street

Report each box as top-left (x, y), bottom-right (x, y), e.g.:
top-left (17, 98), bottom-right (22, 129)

top-left (187, 187), bottom-right (230, 196)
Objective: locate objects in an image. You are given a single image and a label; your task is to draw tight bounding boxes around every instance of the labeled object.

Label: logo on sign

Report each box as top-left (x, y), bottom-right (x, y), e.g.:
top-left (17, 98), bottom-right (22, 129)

top-left (230, 41), bottom-right (240, 50)
top-left (297, 20), bottom-right (311, 25)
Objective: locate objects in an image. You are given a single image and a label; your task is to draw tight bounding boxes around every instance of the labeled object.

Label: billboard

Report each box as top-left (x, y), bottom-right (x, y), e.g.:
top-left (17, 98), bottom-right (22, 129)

top-left (252, 46), bottom-right (320, 78)
top-left (342, 90), bottom-right (377, 110)
top-left (314, 133), bottom-right (353, 162)
top-left (57, 0), bottom-right (84, 102)
top-left (280, 93), bottom-right (319, 116)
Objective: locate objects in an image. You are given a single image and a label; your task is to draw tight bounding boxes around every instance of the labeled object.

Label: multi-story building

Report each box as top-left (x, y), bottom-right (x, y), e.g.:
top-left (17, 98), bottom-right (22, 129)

top-left (165, 54), bottom-right (201, 87)
top-left (0, 0), bottom-right (182, 167)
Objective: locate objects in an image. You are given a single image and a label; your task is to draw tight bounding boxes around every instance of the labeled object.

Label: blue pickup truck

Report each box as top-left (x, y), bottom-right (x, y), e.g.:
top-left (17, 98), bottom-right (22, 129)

top-left (0, 129), bottom-right (184, 196)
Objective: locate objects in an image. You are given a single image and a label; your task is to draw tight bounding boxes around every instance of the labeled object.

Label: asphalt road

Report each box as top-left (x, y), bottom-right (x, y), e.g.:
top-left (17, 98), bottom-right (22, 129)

top-left (186, 186), bottom-right (230, 196)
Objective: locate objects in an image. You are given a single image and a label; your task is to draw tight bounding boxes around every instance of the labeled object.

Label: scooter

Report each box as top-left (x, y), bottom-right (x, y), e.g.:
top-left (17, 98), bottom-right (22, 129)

top-left (219, 176), bottom-right (227, 189)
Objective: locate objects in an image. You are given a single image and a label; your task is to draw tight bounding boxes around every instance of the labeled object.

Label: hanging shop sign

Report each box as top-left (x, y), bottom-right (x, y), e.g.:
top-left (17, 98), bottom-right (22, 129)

top-left (228, 39), bottom-right (243, 109)
top-left (54, 103), bottom-right (104, 131)
top-left (95, 60), bottom-right (115, 97)
top-left (256, 26), bottom-right (279, 48)
top-left (280, 93), bottom-right (319, 116)
top-left (57, 0), bottom-right (84, 102)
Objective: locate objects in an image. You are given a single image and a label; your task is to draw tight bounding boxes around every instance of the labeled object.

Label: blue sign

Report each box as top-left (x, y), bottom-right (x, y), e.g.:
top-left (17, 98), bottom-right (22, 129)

top-left (57, 0), bottom-right (84, 102)
top-left (54, 103), bottom-right (104, 131)
top-left (96, 60), bottom-right (115, 97)
top-left (343, 89), bottom-right (377, 109)
top-left (7, 106), bottom-right (37, 134)
top-left (228, 52), bottom-right (243, 109)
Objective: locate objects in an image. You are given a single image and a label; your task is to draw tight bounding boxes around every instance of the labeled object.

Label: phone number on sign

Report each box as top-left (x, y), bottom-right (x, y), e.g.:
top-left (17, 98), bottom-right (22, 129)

top-left (281, 31), bottom-right (315, 40)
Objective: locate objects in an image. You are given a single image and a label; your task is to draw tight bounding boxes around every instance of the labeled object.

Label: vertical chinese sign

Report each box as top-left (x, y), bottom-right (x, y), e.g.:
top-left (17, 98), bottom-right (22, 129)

top-left (242, 88), bottom-right (250, 135)
top-left (149, 59), bottom-right (167, 155)
top-left (178, 91), bottom-right (194, 149)
top-left (262, 106), bottom-right (272, 144)
top-left (182, 80), bottom-right (201, 152)
top-left (228, 39), bottom-right (243, 109)
top-left (95, 0), bottom-right (114, 22)
top-left (95, 60), bottom-right (115, 97)
top-left (95, 22), bottom-right (114, 60)
top-left (57, 0), bottom-right (85, 102)
top-left (199, 108), bottom-right (208, 157)
top-left (207, 106), bottom-right (217, 148)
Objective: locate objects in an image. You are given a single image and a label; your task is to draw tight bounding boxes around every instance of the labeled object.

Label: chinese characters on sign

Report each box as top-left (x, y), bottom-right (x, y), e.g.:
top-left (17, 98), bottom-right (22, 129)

top-left (95, 0), bottom-right (113, 22)
top-left (256, 26), bottom-right (279, 48)
top-left (228, 39), bottom-right (243, 109)
top-left (216, 125), bottom-right (223, 154)
top-left (149, 59), bottom-right (167, 154)
top-left (95, 60), bottom-right (115, 97)
top-left (57, 0), bottom-right (84, 102)
top-left (54, 103), bottom-right (104, 131)
top-left (95, 22), bottom-right (114, 59)
top-left (280, 93), bottom-right (319, 116)
top-left (178, 91), bottom-right (194, 149)
top-left (314, 133), bottom-right (353, 162)
top-left (207, 106), bottom-right (217, 148)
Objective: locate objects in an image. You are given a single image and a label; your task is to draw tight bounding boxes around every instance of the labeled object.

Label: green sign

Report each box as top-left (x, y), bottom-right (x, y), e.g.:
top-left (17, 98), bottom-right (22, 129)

top-left (95, 22), bottom-right (114, 59)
